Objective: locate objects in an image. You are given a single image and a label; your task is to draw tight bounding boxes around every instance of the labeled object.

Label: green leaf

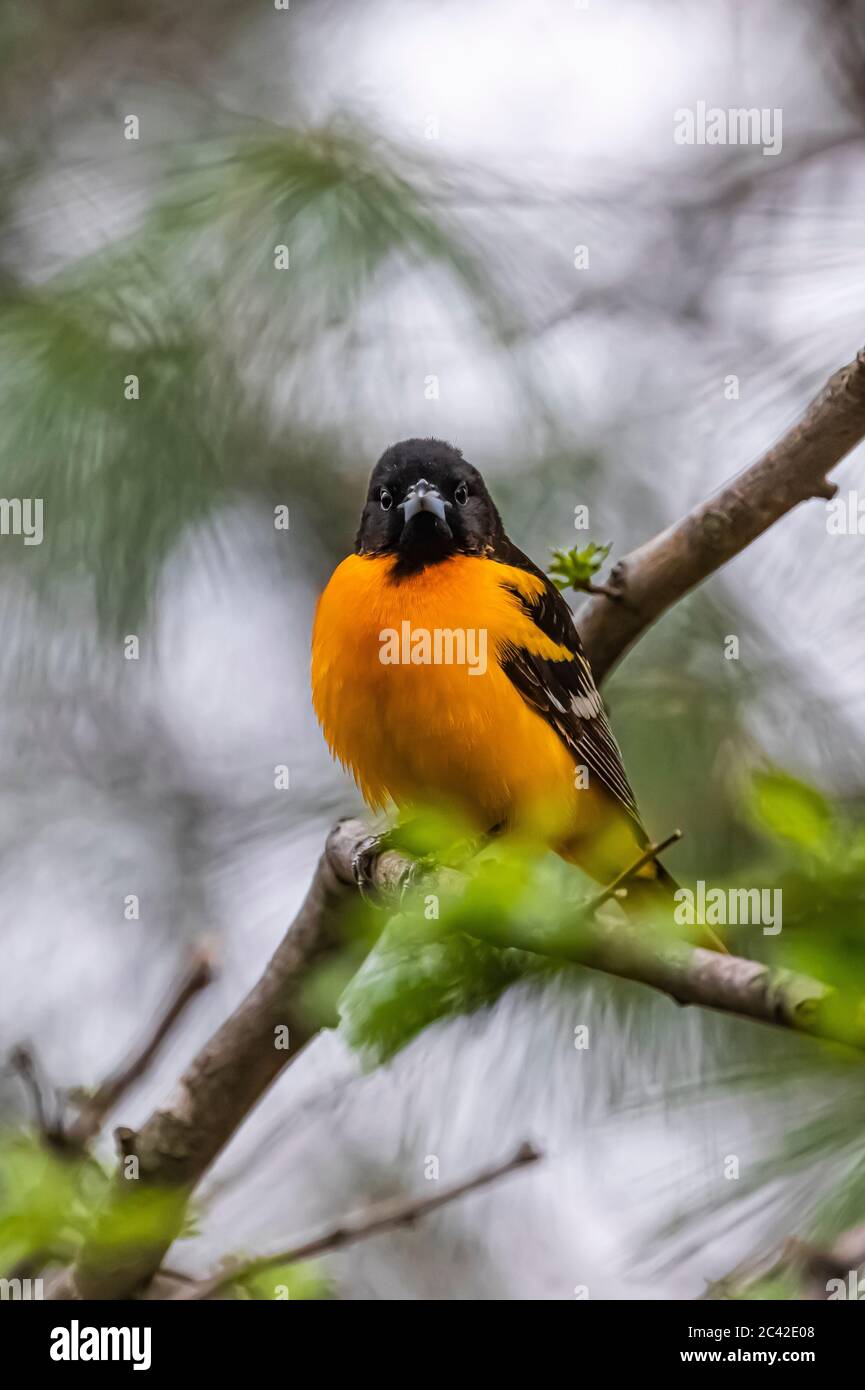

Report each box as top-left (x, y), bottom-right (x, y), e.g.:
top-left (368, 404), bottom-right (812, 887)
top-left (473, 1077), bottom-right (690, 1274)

top-left (547, 541), bottom-right (612, 592)
top-left (338, 909), bottom-right (538, 1064)
top-left (338, 843), bottom-right (576, 1063)
top-left (0, 120), bottom-right (515, 631)
top-left (751, 771), bottom-right (833, 855)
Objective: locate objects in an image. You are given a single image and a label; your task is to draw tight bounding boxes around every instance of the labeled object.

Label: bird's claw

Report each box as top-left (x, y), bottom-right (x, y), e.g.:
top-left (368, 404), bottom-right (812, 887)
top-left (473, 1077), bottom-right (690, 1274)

top-left (352, 834), bottom-right (387, 905)
top-left (395, 854), bottom-right (435, 905)
top-left (351, 835), bottom-right (434, 908)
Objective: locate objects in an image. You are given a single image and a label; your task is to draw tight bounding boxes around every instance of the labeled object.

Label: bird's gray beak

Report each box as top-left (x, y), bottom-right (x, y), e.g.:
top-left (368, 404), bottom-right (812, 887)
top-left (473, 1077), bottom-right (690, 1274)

top-left (398, 478), bottom-right (451, 531)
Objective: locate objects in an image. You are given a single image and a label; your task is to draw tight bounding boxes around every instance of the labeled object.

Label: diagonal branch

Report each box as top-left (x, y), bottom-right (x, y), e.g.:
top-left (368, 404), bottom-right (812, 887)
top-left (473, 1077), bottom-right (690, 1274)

top-left (326, 820), bottom-right (863, 1049)
top-left (580, 345), bottom-right (865, 680)
top-left (182, 1141), bottom-right (541, 1300)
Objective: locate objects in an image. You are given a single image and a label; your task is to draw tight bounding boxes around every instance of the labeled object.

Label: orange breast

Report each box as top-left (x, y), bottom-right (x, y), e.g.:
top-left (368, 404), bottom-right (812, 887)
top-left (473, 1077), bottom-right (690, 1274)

top-left (311, 552), bottom-right (607, 839)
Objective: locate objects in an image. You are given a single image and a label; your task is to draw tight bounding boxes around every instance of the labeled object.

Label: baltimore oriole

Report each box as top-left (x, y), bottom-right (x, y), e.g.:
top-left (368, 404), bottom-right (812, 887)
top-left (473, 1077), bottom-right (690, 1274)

top-left (312, 437), bottom-right (685, 925)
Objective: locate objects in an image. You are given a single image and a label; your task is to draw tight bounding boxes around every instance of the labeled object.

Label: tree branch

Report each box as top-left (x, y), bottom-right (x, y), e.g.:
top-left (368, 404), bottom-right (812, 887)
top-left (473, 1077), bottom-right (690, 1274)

top-left (579, 345), bottom-right (865, 680)
top-left (327, 820), bottom-right (864, 1050)
top-left (182, 1141), bottom-right (541, 1300)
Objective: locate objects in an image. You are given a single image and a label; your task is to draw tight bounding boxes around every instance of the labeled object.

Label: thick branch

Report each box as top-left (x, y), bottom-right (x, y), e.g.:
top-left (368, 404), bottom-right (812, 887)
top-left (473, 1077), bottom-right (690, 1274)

top-left (580, 346), bottom-right (865, 680)
top-left (183, 1142), bottom-right (541, 1300)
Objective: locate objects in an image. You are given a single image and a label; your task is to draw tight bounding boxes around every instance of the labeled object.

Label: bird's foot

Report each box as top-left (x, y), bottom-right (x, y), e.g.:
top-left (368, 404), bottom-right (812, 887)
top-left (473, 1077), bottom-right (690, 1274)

top-left (395, 852), bottom-right (436, 905)
top-left (351, 833), bottom-right (389, 905)
top-left (351, 832), bottom-right (436, 908)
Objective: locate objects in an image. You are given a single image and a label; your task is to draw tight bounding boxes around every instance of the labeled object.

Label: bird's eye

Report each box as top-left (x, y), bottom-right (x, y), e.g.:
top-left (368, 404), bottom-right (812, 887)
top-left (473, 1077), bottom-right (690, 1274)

top-left (454, 482), bottom-right (469, 506)
top-left (379, 489), bottom-right (393, 511)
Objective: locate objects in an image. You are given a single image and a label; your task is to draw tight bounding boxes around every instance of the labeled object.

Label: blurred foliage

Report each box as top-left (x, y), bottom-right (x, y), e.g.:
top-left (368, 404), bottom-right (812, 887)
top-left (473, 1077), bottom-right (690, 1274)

top-left (0, 1133), bottom-right (103, 1271)
top-left (715, 1268), bottom-right (801, 1301)
top-left (0, 1126), bottom-right (330, 1298)
top-left (605, 590), bottom-right (782, 881)
top-left (622, 767), bottom-right (865, 1296)
top-left (230, 1260), bottom-right (330, 1301)
top-left (751, 770), bottom-right (835, 857)
top-left (0, 1130), bottom-right (196, 1277)
top-left (0, 118), bottom-right (511, 630)
top-left (340, 902), bottom-right (547, 1065)
top-left (748, 770), bottom-right (865, 1007)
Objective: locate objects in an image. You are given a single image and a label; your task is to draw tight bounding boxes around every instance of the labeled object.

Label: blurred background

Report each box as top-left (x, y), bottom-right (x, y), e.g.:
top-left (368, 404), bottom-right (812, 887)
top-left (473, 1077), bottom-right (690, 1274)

top-left (2, 0), bottom-right (865, 1299)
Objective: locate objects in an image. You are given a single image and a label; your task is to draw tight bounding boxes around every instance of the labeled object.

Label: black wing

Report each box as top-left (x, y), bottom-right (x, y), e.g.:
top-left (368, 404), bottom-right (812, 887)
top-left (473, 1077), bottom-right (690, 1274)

top-left (493, 536), bottom-right (645, 834)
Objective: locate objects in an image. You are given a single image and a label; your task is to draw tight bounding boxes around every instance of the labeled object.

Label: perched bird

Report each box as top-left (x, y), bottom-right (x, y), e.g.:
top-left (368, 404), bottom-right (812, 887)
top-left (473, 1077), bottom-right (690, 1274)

top-left (312, 438), bottom-right (684, 924)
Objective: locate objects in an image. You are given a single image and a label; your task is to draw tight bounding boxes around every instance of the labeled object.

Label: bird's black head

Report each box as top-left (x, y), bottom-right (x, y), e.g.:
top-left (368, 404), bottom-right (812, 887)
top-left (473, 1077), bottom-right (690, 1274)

top-left (356, 438), bottom-right (503, 574)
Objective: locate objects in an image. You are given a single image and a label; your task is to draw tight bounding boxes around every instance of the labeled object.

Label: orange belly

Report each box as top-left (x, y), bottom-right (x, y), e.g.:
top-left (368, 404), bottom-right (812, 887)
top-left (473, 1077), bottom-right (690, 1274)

top-left (311, 552), bottom-right (617, 847)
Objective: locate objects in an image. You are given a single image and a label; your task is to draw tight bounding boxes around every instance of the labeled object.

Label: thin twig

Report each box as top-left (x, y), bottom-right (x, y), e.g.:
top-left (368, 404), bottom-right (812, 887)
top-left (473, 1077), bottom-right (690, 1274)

top-left (7, 1044), bottom-right (65, 1151)
top-left (183, 1142), bottom-right (542, 1300)
top-left (582, 830), bottom-right (683, 913)
top-left (65, 946), bottom-right (216, 1149)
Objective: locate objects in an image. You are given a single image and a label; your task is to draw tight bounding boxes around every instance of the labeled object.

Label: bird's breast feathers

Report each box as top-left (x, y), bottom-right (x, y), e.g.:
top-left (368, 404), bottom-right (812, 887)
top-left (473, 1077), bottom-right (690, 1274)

top-left (311, 552), bottom-right (599, 829)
